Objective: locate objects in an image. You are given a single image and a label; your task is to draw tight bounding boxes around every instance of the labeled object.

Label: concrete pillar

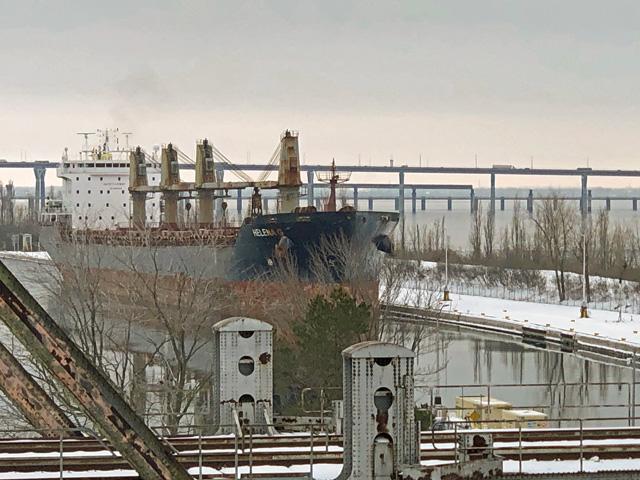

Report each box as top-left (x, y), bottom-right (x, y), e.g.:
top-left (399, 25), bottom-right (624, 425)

top-left (212, 317), bottom-right (274, 435)
top-left (606, 197), bottom-right (611, 211)
top-left (307, 170), bottom-right (315, 208)
top-left (580, 174), bottom-right (588, 216)
top-left (340, 342), bottom-right (418, 480)
top-left (163, 193), bottom-right (178, 227)
top-left (421, 197), bottom-right (426, 211)
top-left (368, 198), bottom-right (374, 210)
top-left (394, 197), bottom-right (399, 210)
top-left (500, 196), bottom-right (505, 211)
top-left (447, 197), bottom-right (452, 211)
top-left (411, 188), bottom-right (417, 214)
top-left (470, 188), bottom-right (476, 214)
top-left (398, 170), bottom-right (405, 216)
top-left (236, 188), bottom-right (242, 215)
top-left (215, 166), bottom-right (225, 218)
top-left (588, 189), bottom-right (592, 213)
top-left (353, 187), bottom-right (358, 209)
top-left (527, 189), bottom-right (534, 214)
top-left (33, 167), bottom-right (46, 213)
top-left (490, 173), bottom-right (496, 215)
top-left (633, 198), bottom-right (637, 211)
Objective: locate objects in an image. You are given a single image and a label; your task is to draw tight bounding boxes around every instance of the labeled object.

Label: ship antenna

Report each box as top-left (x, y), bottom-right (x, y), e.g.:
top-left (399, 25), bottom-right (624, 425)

top-left (76, 132), bottom-right (95, 160)
top-left (122, 132), bottom-right (133, 150)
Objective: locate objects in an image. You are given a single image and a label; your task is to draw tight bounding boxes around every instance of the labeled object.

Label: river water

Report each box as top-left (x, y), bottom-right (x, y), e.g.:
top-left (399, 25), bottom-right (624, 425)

top-left (1, 253), bottom-right (637, 428)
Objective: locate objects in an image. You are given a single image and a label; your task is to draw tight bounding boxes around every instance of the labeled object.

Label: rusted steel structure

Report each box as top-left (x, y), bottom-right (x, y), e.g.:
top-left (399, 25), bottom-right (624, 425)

top-left (0, 260), bottom-right (192, 480)
top-left (0, 337), bottom-right (81, 438)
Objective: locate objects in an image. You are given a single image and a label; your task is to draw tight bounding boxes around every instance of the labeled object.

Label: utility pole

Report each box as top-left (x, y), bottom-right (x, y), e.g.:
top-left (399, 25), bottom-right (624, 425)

top-left (580, 230), bottom-right (589, 318)
top-left (443, 237), bottom-right (450, 301)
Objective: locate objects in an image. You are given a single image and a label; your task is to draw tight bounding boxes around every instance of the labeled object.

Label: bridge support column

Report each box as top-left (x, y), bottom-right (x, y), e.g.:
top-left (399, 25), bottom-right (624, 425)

top-left (588, 189), bottom-right (592, 213)
top-left (33, 167), bottom-right (46, 213)
top-left (421, 197), bottom-right (426, 210)
top-left (353, 187), bottom-right (358, 209)
top-left (398, 170), bottom-right (405, 216)
top-left (215, 166), bottom-right (225, 218)
top-left (634, 198), bottom-right (638, 211)
top-left (500, 196), bottom-right (505, 211)
top-left (470, 188), bottom-right (476, 214)
top-left (490, 173), bottom-right (496, 215)
top-left (606, 197), bottom-right (611, 211)
top-left (580, 174), bottom-right (588, 216)
top-left (527, 190), bottom-right (534, 214)
top-left (368, 197), bottom-right (374, 210)
top-left (411, 188), bottom-right (417, 213)
top-left (307, 170), bottom-right (315, 208)
top-left (447, 197), bottom-right (452, 211)
top-left (394, 197), bottom-right (399, 210)
top-left (235, 189), bottom-right (242, 214)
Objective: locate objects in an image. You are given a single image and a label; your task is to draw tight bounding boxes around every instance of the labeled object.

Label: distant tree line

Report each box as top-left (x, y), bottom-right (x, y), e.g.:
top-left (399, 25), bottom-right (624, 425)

top-left (401, 194), bottom-right (640, 301)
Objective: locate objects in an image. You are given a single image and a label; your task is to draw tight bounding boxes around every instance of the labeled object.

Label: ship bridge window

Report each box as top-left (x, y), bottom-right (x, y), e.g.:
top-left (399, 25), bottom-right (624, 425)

top-left (123, 203), bottom-right (126, 207)
top-left (88, 177), bottom-right (91, 181)
top-left (87, 163), bottom-right (94, 168)
top-left (100, 190), bottom-right (103, 194)
top-left (76, 190), bottom-right (79, 194)
top-left (100, 177), bottom-right (103, 181)
top-left (152, 177), bottom-right (155, 181)
top-left (106, 203), bottom-right (110, 207)
top-left (118, 177), bottom-right (121, 181)
top-left (88, 203), bottom-right (91, 207)
top-left (107, 190), bottom-right (110, 194)
top-left (88, 190), bottom-right (91, 194)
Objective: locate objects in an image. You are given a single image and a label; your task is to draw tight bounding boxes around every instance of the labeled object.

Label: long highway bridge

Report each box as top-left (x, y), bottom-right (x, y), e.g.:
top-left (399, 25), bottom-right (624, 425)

top-left (2, 160), bottom-right (640, 215)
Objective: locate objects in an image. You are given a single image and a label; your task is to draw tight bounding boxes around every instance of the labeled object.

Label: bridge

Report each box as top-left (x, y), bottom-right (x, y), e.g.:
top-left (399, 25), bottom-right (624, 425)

top-left (3, 160), bottom-right (640, 215)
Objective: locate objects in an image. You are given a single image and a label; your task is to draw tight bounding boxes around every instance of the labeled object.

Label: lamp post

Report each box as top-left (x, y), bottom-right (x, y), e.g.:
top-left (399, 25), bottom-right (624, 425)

top-left (580, 230), bottom-right (589, 318)
top-left (443, 237), bottom-right (450, 302)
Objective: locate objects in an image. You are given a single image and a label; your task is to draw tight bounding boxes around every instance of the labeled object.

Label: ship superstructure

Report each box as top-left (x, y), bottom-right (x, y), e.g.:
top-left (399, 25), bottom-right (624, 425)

top-left (54, 129), bottom-right (162, 230)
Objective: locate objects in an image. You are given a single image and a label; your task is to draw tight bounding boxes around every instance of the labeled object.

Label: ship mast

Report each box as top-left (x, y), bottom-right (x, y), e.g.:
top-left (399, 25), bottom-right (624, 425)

top-left (317, 159), bottom-right (351, 212)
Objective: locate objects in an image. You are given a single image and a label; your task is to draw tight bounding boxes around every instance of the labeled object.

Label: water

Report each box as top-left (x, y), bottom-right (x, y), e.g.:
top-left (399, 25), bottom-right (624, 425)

top-left (369, 198), bottom-right (640, 249)
top-left (407, 323), bottom-right (637, 427)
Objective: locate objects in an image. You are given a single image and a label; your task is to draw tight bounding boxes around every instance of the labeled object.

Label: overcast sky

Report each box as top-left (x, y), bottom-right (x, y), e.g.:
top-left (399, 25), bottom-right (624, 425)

top-left (1, 0), bottom-right (639, 187)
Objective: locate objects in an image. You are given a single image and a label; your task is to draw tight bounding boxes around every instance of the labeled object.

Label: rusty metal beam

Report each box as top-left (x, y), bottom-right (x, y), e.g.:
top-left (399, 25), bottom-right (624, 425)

top-left (0, 260), bottom-right (191, 480)
top-left (0, 335), bottom-right (81, 438)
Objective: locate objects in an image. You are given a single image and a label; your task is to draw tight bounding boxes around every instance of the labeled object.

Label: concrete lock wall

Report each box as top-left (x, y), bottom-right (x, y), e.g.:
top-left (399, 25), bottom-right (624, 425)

top-left (212, 317), bottom-right (273, 434)
top-left (339, 341), bottom-right (418, 480)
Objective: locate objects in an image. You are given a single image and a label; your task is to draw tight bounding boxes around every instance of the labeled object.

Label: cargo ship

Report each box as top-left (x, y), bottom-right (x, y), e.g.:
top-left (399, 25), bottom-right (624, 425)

top-left (39, 129), bottom-right (398, 281)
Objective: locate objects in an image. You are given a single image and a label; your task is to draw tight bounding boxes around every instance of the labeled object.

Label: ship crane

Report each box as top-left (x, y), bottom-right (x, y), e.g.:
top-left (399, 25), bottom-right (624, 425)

top-left (128, 130), bottom-right (303, 228)
top-left (316, 159), bottom-right (352, 212)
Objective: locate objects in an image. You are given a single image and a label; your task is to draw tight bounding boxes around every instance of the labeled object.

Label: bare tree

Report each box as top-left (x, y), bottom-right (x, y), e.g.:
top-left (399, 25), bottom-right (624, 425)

top-left (469, 204), bottom-right (483, 260)
top-left (532, 195), bottom-right (576, 301)
top-left (483, 210), bottom-right (495, 259)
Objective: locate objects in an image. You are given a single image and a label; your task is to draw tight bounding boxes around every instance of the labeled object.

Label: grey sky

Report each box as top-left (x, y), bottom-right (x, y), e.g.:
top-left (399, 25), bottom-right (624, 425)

top-left (1, 0), bottom-right (639, 187)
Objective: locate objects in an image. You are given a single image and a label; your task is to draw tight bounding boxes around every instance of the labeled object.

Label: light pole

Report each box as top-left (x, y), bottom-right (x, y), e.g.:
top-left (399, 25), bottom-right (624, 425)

top-left (443, 237), bottom-right (450, 302)
top-left (580, 230), bottom-right (589, 318)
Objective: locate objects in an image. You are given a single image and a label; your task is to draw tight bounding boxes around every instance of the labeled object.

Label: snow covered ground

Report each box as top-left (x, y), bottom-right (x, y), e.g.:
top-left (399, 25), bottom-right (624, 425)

top-left (390, 280), bottom-right (640, 348)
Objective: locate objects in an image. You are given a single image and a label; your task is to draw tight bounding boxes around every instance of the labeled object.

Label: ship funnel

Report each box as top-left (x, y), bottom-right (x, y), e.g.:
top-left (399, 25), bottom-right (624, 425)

top-left (196, 139), bottom-right (215, 225)
top-left (277, 130), bottom-right (302, 212)
top-left (129, 147), bottom-right (147, 229)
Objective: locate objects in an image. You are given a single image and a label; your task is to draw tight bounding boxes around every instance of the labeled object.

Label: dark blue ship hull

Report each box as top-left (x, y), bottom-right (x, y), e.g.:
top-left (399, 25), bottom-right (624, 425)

top-left (229, 210), bottom-right (399, 280)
